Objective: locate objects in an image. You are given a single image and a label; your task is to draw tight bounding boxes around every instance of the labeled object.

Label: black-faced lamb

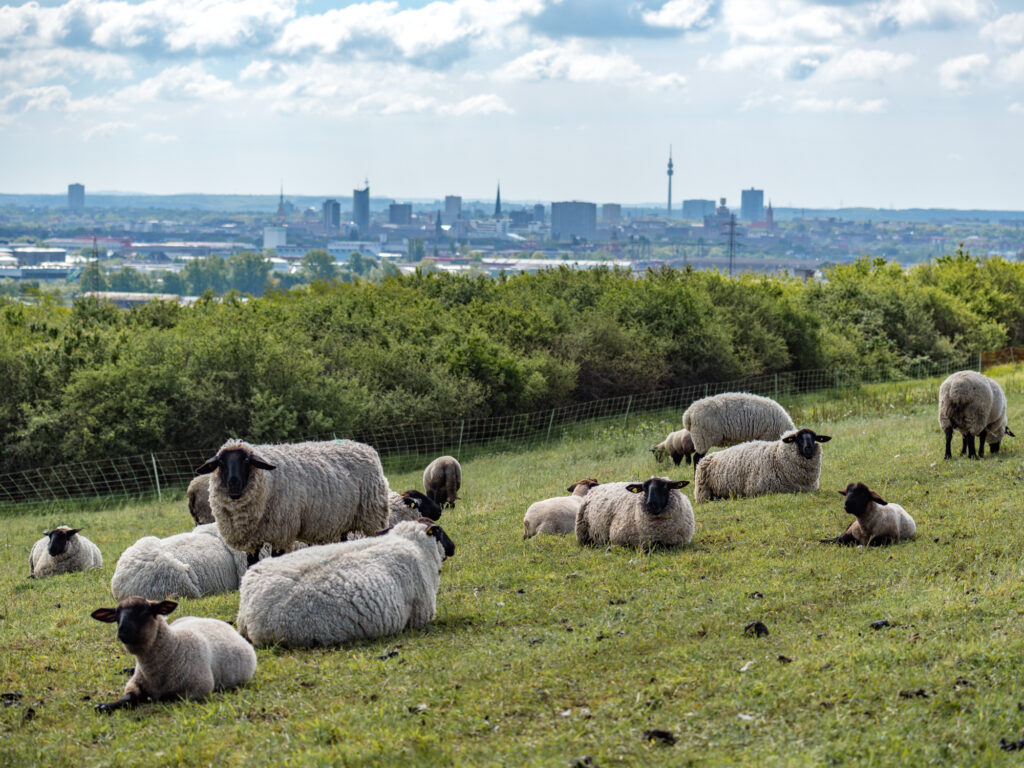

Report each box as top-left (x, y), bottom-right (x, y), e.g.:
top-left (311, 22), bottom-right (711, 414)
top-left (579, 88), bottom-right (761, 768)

top-left (236, 519), bottom-right (456, 648)
top-left (423, 455), bottom-right (461, 508)
top-left (693, 428), bottom-right (831, 503)
top-left (651, 429), bottom-right (695, 465)
top-left (939, 370), bottom-right (1014, 459)
top-left (187, 475), bottom-right (213, 525)
top-left (90, 596), bottom-right (256, 712)
top-left (821, 482), bottom-right (916, 546)
top-left (29, 526), bottom-right (102, 578)
top-left (195, 438), bottom-right (389, 565)
top-left (523, 478), bottom-right (600, 538)
top-left (682, 392), bottom-right (796, 468)
top-left (575, 477), bottom-right (693, 550)
top-left (388, 489), bottom-right (442, 525)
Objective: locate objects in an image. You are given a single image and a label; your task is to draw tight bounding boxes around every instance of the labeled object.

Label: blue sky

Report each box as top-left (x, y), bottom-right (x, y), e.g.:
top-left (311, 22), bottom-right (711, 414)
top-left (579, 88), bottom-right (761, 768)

top-left (1, 0), bottom-right (1023, 209)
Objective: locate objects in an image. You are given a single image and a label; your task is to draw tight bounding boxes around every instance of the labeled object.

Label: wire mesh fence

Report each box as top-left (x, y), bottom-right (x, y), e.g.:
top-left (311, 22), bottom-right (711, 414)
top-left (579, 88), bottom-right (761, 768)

top-left (0, 349), bottom-right (994, 510)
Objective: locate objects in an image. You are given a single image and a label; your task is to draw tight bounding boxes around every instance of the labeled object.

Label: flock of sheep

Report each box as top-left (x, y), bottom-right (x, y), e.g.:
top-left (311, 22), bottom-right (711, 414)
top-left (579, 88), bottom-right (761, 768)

top-left (26, 369), bottom-right (1013, 713)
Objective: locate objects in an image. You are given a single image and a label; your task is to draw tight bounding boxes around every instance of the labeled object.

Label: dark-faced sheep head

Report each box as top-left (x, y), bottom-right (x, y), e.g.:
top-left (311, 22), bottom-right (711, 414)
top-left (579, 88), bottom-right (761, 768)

top-left (838, 482), bottom-right (887, 518)
top-left (400, 490), bottom-right (442, 521)
top-left (624, 477), bottom-right (689, 517)
top-left (419, 518), bottom-right (456, 559)
top-left (567, 478), bottom-right (600, 495)
top-left (195, 448), bottom-right (276, 500)
top-left (91, 596), bottom-right (177, 650)
top-left (782, 428), bottom-right (832, 460)
top-left (44, 526), bottom-right (81, 557)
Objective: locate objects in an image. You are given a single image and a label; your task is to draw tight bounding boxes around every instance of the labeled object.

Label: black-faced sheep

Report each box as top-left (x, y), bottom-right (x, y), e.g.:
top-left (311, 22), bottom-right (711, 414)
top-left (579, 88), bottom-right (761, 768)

top-left (388, 489), bottom-right (442, 525)
top-left (939, 370), bottom-right (1014, 459)
top-left (423, 455), bottom-right (461, 508)
top-left (821, 482), bottom-right (916, 546)
top-left (29, 526), bottom-right (102, 578)
top-left (575, 477), bottom-right (693, 550)
top-left (682, 392), bottom-right (796, 469)
top-left (523, 478), bottom-right (600, 538)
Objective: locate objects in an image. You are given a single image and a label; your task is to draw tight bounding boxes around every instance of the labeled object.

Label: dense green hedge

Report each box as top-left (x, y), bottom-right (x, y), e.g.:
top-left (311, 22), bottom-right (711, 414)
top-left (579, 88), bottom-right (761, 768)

top-left (1, 251), bottom-right (1021, 473)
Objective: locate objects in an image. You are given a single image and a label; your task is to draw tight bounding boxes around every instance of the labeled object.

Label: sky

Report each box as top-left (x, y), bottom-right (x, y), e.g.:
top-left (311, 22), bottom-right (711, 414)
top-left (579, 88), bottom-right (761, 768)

top-left (1, 0), bottom-right (1023, 209)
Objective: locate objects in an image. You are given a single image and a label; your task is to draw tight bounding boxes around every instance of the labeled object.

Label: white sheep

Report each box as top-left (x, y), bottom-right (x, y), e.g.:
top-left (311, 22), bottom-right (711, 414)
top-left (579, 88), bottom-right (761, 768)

top-left (575, 477), bottom-right (693, 550)
top-left (236, 519), bottom-right (456, 648)
top-left (682, 392), bottom-right (796, 468)
top-left (29, 526), bottom-right (102, 578)
top-left (523, 478), bottom-right (600, 538)
top-left (187, 475), bottom-right (214, 525)
top-left (651, 429), bottom-right (695, 466)
top-left (822, 482), bottom-right (916, 546)
top-left (694, 428), bottom-right (831, 503)
top-left (195, 438), bottom-right (389, 564)
top-left (423, 455), bottom-right (462, 508)
top-left (939, 370), bottom-right (1014, 459)
top-left (90, 596), bottom-right (256, 712)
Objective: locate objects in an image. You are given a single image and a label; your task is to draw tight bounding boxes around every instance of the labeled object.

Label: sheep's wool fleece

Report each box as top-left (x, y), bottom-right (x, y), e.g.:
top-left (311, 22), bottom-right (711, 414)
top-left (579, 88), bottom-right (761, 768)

top-left (236, 521), bottom-right (445, 648)
top-left (423, 456), bottom-right (461, 501)
top-left (29, 532), bottom-right (102, 578)
top-left (575, 482), bottom-right (694, 549)
top-left (387, 492), bottom-right (421, 525)
top-left (210, 439), bottom-right (388, 553)
top-left (938, 371), bottom-right (1008, 442)
top-left (187, 475), bottom-right (214, 525)
top-left (694, 432), bottom-right (822, 503)
top-left (847, 502), bottom-right (917, 544)
top-left (683, 393), bottom-right (795, 454)
top-left (524, 497), bottom-right (583, 537)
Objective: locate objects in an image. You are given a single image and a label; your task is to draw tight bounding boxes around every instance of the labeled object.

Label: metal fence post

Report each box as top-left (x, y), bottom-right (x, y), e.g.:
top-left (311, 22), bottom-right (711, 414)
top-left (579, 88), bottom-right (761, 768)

top-left (623, 395), bottom-right (633, 428)
top-left (151, 453), bottom-right (161, 501)
top-left (456, 420), bottom-right (465, 459)
top-left (546, 409), bottom-right (556, 443)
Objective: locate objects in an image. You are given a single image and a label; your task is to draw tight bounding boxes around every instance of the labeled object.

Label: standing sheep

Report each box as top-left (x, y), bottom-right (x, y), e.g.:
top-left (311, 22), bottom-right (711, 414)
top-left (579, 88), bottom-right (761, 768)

top-left (694, 428), bottom-right (831, 503)
top-left (651, 429), bottom-right (695, 466)
top-left (939, 371), bottom-right (1014, 459)
top-left (236, 519), bottom-right (456, 648)
top-left (195, 439), bottom-right (389, 564)
top-left (423, 455), bottom-right (461, 508)
top-left (523, 478), bottom-right (600, 538)
top-left (90, 596), bottom-right (256, 712)
top-left (682, 393), bottom-right (796, 469)
top-left (29, 526), bottom-right (102, 578)
top-left (187, 475), bottom-right (213, 525)
top-left (821, 482), bottom-right (916, 546)
top-left (575, 477), bottom-right (693, 550)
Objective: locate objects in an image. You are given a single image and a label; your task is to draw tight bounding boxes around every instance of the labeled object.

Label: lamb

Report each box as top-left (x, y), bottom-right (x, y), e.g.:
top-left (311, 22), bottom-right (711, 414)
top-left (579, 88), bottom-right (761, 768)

top-left (90, 596), bottom-right (256, 712)
top-left (821, 482), bottom-right (916, 546)
top-left (236, 519), bottom-right (456, 648)
top-left (195, 438), bottom-right (389, 564)
top-left (388, 489), bottom-right (442, 525)
top-left (523, 478), bottom-right (600, 538)
top-left (651, 429), bottom-right (695, 466)
top-left (423, 455), bottom-right (461, 508)
top-left (693, 428), bottom-right (831, 503)
top-left (682, 392), bottom-right (796, 468)
top-left (575, 477), bottom-right (693, 550)
top-left (110, 524), bottom-right (249, 601)
top-left (187, 475), bottom-right (213, 525)
top-left (29, 526), bottom-right (102, 578)
top-left (939, 370), bottom-right (1014, 459)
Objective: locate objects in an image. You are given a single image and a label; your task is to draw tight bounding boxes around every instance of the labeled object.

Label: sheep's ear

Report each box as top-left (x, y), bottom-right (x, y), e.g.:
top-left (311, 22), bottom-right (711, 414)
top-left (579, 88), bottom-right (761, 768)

top-left (567, 483), bottom-right (577, 493)
top-left (374, 526), bottom-right (394, 537)
top-left (42, 529), bottom-right (52, 537)
top-left (150, 600), bottom-right (177, 616)
top-left (624, 484), bottom-right (643, 494)
top-left (1006, 427), bottom-right (1016, 437)
top-left (814, 434), bottom-right (832, 443)
top-left (91, 608), bottom-right (117, 623)
top-left (837, 490), bottom-right (847, 496)
top-left (782, 435), bottom-right (795, 443)
top-left (248, 454), bottom-right (276, 471)
top-left (401, 495), bottom-right (420, 509)
top-left (869, 489), bottom-right (887, 505)
top-left (668, 480), bottom-right (689, 489)
top-left (195, 453), bottom-right (221, 474)
top-left (68, 528), bottom-right (82, 537)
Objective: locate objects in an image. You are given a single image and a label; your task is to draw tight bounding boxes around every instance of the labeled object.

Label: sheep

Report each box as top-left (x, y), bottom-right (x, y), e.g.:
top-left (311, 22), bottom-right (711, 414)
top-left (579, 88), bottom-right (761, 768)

top-left (523, 478), bottom-right (600, 538)
top-left (682, 392), bottom-right (796, 469)
top-left (651, 429), bottom-right (695, 466)
top-left (575, 477), bottom-right (693, 550)
top-left (693, 428), bottom-right (831, 504)
top-left (821, 482), bottom-right (916, 546)
top-left (187, 475), bottom-right (214, 525)
top-left (29, 526), bottom-right (102, 578)
top-left (236, 519), bottom-right (456, 648)
top-left (195, 438), bottom-right (389, 565)
top-left (388, 489), bottom-right (442, 525)
top-left (423, 455), bottom-right (461, 508)
top-left (939, 370), bottom-right (1014, 459)
top-left (110, 524), bottom-right (250, 601)
top-left (90, 596), bottom-right (256, 712)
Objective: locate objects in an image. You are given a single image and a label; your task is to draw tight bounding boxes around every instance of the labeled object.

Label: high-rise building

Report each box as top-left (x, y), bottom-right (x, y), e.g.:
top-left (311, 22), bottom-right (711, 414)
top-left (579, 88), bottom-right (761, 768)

top-left (353, 181), bottom-right (370, 235)
top-left (444, 195), bottom-right (462, 224)
top-left (741, 188), bottom-right (765, 221)
top-left (389, 203), bottom-right (412, 225)
top-left (322, 199), bottom-right (340, 234)
top-left (682, 199), bottom-right (716, 220)
top-left (68, 183), bottom-right (84, 211)
top-left (494, 182), bottom-right (501, 218)
top-left (533, 203), bottom-right (545, 223)
top-left (602, 203), bottom-right (622, 224)
top-left (551, 201), bottom-right (597, 241)
top-left (263, 226), bottom-right (286, 250)
top-left (666, 147), bottom-right (674, 217)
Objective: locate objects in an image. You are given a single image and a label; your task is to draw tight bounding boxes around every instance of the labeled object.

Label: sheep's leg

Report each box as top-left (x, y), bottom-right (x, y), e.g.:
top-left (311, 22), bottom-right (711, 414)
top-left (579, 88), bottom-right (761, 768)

top-left (990, 441), bottom-right (1001, 454)
top-left (966, 434), bottom-right (978, 459)
top-left (960, 434), bottom-right (968, 455)
top-left (692, 452), bottom-right (705, 470)
top-left (944, 427), bottom-right (954, 459)
top-left (671, 452), bottom-right (682, 466)
top-left (96, 690), bottom-right (142, 713)
top-left (866, 535), bottom-right (896, 547)
top-left (820, 531), bottom-right (858, 546)
top-left (977, 429), bottom-right (987, 458)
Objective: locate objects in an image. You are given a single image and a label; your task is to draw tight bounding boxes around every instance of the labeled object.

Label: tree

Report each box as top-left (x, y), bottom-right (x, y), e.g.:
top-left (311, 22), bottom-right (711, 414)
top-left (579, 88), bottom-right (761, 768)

top-left (227, 251), bottom-right (271, 296)
top-left (408, 238), bottom-right (426, 262)
top-left (159, 271), bottom-right (186, 295)
top-left (78, 261), bottom-right (108, 293)
top-left (301, 249), bottom-right (338, 282)
top-left (183, 256), bottom-right (228, 295)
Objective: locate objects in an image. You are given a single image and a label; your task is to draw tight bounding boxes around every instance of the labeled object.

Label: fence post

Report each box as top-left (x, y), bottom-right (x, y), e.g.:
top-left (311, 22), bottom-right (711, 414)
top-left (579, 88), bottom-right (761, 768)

top-left (978, 351), bottom-right (982, 372)
top-left (456, 420), bottom-right (465, 459)
top-left (774, 373), bottom-right (778, 398)
top-left (546, 409), bottom-right (556, 444)
top-left (151, 453), bottom-right (161, 501)
top-left (623, 395), bottom-right (633, 428)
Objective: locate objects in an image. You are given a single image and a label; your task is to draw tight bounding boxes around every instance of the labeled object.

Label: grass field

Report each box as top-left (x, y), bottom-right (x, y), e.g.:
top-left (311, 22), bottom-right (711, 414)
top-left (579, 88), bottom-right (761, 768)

top-left (1, 365), bottom-right (1023, 766)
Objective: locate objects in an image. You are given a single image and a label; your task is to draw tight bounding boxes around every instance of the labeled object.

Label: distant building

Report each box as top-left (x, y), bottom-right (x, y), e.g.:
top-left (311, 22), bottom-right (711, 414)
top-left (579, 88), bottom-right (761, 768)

top-left (494, 182), bottom-right (501, 218)
top-left (533, 203), bottom-right (545, 223)
top-left (444, 195), bottom-right (462, 224)
top-left (263, 226), bottom-right (286, 250)
top-left (602, 204), bottom-right (622, 224)
top-left (389, 203), bottom-right (412, 225)
top-left (551, 201), bottom-right (597, 242)
top-left (322, 199), bottom-right (340, 234)
top-left (68, 183), bottom-right (84, 211)
top-left (704, 198), bottom-right (733, 234)
top-left (14, 246), bottom-right (67, 266)
top-left (682, 199), bottom-right (715, 220)
top-left (509, 210), bottom-right (532, 228)
top-left (353, 182), bottom-right (370, 235)
top-left (741, 188), bottom-right (765, 221)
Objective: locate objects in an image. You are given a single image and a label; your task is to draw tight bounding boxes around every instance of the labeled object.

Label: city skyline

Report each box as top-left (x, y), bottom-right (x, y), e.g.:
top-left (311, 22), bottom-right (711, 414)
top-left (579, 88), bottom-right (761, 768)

top-left (1, 1), bottom-right (1023, 209)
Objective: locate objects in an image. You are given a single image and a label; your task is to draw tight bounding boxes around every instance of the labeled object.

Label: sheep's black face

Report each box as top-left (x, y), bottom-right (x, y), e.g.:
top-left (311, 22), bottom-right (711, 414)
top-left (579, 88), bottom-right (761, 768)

top-left (782, 429), bottom-right (832, 460)
top-left (401, 490), bottom-right (442, 521)
top-left (839, 482), bottom-right (886, 517)
top-left (91, 597), bottom-right (177, 650)
top-left (625, 478), bottom-right (689, 517)
top-left (45, 527), bottom-right (79, 557)
top-left (196, 448), bottom-right (276, 500)
top-left (426, 523), bottom-right (456, 559)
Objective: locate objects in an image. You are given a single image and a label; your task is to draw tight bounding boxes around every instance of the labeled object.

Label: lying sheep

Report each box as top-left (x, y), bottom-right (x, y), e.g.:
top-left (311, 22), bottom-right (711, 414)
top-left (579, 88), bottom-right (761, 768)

top-left (423, 455), bottom-right (461, 508)
top-left (195, 439), bottom-right (389, 564)
top-left (651, 429), bottom-right (695, 466)
top-left (694, 428), bottom-right (831, 503)
top-left (575, 477), bottom-right (693, 550)
top-left (682, 392), bottom-right (796, 468)
top-left (939, 370), bottom-right (1014, 459)
top-left (90, 596), bottom-right (256, 712)
top-left (187, 475), bottom-right (213, 525)
top-left (388, 489), bottom-right (442, 525)
top-left (236, 519), bottom-right (455, 648)
top-left (822, 482), bottom-right (916, 546)
top-left (523, 478), bottom-right (600, 538)
top-left (29, 526), bottom-right (102, 578)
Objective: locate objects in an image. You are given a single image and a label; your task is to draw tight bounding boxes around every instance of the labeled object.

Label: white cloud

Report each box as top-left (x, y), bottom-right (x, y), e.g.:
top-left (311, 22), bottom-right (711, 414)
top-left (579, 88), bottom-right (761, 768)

top-left (439, 94), bottom-right (513, 116)
top-left (84, 120), bottom-right (135, 140)
top-left (872, 0), bottom-right (994, 32)
top-left (145, 132), bottom-right (179, 143)
top-left (498, 42), bottom-right (684, 88)
top-left (996, 49), bottom-right (1024, 82)
top-left (790, 96), bottom-right (887, 113)
top-left (642, 0), bottom-right (716, 31)
top-left (1009, 101), bottom-right (1024, 113)
top-left (0, 49), bottom-right (132, 89)
top-left (938, 52), bottom-right (990, 89)
top-left (814, 48), bottom-right (916, 81)
top-left (980, 12), bottom-right (1024, 46)
top-left (704, 44), bottom-right (834, 80)
top-left (721, 0), bottom-right (862, 45)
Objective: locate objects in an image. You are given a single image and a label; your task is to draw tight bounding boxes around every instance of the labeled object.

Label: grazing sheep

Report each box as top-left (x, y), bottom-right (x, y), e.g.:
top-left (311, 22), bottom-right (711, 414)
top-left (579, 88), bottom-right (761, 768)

top-left (236, 519), bottom-right (456, 648)
top-left (423, 455), bottom-right (461, 508)
top-left (651, 429), bottom-right (695, 466)
top-left (575, 477), bottom-right (693, 550)
top-left (195, 439), bottom-right (389, 564)
top-left (90, 596), bottom-right (256, 712)
top-left (187, 475), bottom-right (213, 525)
top-left (388, 489), bottom-right (442, 524)
top-left (939, 370), bottom-right (1014, 459)
top-left (523, 478), bottom-right (601, 538)
top-left (822, 482), bottom-right (916, 546)
top-left (682, 393), bottom-right (796, 468)
top-left (693, 428), bottom-right (831, 503)
top-left (110, 524), bottom-right (249, 601)
top-left (29, 526), bottom-right (102, 578)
